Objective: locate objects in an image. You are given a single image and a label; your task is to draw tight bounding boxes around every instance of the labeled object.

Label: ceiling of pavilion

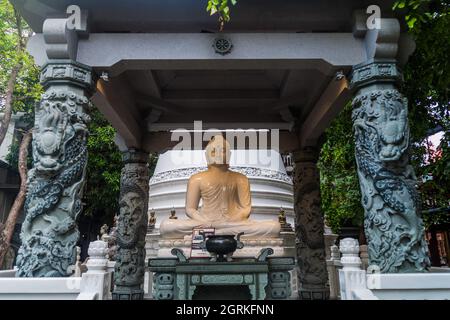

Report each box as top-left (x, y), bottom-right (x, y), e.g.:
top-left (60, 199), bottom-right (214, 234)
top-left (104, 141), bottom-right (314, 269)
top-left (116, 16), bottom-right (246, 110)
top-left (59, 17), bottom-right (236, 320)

top-left (124, 68), bottom-right (333, 126)
top-left (12, 0), bottom-right (398, 33)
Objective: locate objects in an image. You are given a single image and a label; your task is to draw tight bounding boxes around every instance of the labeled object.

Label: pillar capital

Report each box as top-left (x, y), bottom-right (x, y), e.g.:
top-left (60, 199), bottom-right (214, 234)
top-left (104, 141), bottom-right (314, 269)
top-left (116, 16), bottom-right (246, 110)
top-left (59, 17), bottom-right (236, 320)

top-left (40, 60), bottom-right (94, 92)
top-left (350, 59), bottom-right (402, 91)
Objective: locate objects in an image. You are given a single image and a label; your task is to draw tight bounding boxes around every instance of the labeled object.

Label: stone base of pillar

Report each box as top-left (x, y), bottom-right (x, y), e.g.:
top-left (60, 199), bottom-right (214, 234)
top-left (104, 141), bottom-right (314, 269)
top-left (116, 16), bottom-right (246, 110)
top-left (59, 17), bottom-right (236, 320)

top-left (112, 286), bottom-right (144, 300)
top-left (298, 288), bottom-right (330, 300)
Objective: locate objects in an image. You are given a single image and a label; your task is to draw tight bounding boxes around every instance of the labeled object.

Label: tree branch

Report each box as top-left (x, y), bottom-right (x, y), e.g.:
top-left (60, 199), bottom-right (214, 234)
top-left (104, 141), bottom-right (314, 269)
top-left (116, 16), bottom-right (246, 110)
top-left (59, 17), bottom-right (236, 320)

top-left (0, 8), bottom-right (26, 146)
top-left (0, 129), bottom-right (32, 268)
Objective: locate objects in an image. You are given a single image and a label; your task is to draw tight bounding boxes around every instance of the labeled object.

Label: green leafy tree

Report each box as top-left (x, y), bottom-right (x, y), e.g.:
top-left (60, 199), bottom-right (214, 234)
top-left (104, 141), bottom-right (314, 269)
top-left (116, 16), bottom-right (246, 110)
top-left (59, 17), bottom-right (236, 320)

top-left (395, 0), bottom-right (449, 227)
top-left (82, 109), bottom-right (122, 224)
top-left (83, 109), bottom-right (159, 226)
top-left (0, 0), bottom-right (39, 267)
top-left (318, 104), bottom-right (364, 233)
top-left (0, 0), bottom-right (38, 139)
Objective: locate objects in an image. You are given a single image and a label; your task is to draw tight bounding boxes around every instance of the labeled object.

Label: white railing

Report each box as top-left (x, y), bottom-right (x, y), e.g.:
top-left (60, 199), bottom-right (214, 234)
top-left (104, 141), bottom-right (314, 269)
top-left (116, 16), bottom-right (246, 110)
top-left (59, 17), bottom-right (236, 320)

top-left (338, 238), bottom-right (450, 300)
top-left (0, 239), bottom-right (112, 300)
top-left (327, 243), bottom-right (342, 299)
top-left (0, 269), bottom-right (17, 278)
top-left (0, 277), bottom-right (82, 300)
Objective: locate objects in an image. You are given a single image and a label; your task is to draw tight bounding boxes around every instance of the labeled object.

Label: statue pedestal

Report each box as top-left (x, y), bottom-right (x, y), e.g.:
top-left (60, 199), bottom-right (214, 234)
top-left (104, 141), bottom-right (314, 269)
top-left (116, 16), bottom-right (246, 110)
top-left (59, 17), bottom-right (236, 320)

top-left (148, 248), bottom-right (295, 300)
top-left (145, 230), bottom-right (298, 299)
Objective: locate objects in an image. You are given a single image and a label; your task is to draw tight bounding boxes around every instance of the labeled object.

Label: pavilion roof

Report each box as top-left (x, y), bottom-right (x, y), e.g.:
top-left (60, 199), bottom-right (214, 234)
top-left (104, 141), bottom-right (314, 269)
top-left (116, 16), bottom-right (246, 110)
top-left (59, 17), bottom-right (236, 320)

top-left (11, 0), bottom-right (399, 33)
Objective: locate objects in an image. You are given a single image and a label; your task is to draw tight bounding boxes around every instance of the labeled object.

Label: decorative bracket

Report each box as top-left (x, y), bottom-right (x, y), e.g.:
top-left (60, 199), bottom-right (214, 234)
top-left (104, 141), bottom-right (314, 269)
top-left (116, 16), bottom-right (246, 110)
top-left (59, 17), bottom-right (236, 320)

top-left (171, 248), bottom-right (188, 263)
top-left (352, 11), bottom-right (414, 65)
top-left (42, 10), bottom-right (89, 60)
top-left (256, 248), bottom-right (274, 262)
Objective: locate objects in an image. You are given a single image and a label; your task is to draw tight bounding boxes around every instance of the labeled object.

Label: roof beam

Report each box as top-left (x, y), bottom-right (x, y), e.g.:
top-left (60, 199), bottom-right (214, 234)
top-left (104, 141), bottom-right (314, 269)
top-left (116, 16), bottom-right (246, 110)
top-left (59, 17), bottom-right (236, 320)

top-left (126, 70), bottom-right (162, 98)
top-left (300, 76), bottom-right (351, 147)
top-left (92, 78), bottom-right (143, 149)
top-left (162, 89), bottom-right (279, 101)
top-left (28, 33), bottom-right (366, 71)
top-left (135, 94), bottom-right (185, 115)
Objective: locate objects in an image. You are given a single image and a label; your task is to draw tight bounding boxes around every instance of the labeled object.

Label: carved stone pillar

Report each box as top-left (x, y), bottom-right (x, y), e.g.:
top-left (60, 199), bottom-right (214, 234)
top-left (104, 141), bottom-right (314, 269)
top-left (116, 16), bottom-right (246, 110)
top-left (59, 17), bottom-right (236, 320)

top-left (112, 150), bottom-right (149, 300)
top-left (350, 60), bottom-right (430, 273)
top-left (293, 148), bottom-right (329, 299)
top-left (16, 60), bottom-right (94, 277)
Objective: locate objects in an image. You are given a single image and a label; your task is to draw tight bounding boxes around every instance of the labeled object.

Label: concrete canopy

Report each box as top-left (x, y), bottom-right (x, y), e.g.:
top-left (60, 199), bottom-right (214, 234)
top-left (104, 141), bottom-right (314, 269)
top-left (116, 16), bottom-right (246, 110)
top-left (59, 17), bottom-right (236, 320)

top-left (12, 0), bottom-right (408, 152)
top-left (12, 0), bottom-right (398, 33)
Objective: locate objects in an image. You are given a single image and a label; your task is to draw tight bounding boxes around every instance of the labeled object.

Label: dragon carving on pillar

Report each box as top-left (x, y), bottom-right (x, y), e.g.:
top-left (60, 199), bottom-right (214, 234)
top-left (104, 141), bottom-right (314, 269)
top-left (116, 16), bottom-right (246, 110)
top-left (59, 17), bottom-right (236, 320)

top-left (16, 89), bottom-right (91, 277)
top-left (352, 88), bottom-right (430, 272)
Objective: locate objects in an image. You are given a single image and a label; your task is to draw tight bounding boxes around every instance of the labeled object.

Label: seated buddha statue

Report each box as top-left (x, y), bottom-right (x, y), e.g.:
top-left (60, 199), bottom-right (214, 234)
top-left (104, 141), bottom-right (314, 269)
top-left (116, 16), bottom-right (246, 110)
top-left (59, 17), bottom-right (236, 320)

top-left (160, 135), bottom-right (280, 239)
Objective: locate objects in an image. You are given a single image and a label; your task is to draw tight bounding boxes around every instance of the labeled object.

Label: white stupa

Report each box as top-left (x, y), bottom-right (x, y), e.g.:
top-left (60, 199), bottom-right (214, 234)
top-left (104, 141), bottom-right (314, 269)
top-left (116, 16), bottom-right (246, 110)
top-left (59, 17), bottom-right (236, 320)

top-left (148, 149), bottom-right (294, 226)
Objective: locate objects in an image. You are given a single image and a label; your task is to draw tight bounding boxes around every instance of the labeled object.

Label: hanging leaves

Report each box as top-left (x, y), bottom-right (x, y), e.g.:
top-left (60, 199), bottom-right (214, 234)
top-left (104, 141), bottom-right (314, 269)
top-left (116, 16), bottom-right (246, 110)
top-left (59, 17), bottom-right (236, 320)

top-left (206, 0), bottom-right (238, 31)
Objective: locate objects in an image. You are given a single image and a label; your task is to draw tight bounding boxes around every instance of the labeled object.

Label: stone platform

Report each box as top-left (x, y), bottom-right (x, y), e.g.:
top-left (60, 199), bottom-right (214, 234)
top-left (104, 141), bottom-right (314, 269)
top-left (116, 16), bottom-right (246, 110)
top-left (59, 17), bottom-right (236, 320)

top-left (145, 229), bottom-right (298, 299)
top-left (148, 248), bottom-right (295, 300)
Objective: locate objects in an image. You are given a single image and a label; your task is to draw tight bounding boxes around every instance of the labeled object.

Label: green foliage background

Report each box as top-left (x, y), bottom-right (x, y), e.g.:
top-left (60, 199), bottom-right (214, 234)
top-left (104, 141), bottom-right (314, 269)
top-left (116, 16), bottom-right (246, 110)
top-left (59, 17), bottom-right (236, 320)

top-left (83, 109), bottom-right (122, 223)
top-left (318, 103), bottom-right (364, 233)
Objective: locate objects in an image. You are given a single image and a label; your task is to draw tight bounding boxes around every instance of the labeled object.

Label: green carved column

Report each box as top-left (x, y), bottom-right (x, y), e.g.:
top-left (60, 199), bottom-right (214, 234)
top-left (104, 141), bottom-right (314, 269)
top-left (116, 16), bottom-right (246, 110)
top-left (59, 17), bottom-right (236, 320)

top-left (113, 150), bottom-right (149, 300)
top-left (16, 60), bottom-right (93, 277)
top-left (350, 59), bottom-right (430, 273)
top-left (293, 148), bottom-right (329, 299)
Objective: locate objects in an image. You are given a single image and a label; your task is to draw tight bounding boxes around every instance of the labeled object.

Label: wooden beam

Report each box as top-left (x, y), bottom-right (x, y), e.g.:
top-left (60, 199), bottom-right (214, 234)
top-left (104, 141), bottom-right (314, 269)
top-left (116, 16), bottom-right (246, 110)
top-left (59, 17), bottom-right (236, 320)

top-left (300, 76), bottom-right (351, 147)
top-left (267, 95), bottom-right (305, 112)
top-left (142, 70), bottom-right (162, 98)
top-left (162, 89), bottom-right (280, 101)
top-left (135, 94), bottom-right (185, 115)
top-left (279, 70), bottom-right (293, 98)
top-left (92, 78), bottom-right (143, 149)
top-left (126, 70), bottom-right (162, 98)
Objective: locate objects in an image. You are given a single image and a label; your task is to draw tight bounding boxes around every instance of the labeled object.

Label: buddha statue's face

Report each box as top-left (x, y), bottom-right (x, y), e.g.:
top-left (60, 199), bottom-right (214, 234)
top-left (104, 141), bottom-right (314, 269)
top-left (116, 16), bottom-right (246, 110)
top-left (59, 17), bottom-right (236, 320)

top-left (205, 135), bottom-right (231, 166)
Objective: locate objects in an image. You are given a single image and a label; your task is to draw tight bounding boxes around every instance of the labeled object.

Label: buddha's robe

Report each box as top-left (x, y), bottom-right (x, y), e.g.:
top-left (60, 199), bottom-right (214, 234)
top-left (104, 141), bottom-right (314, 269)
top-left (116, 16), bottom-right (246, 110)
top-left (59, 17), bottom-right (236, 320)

top-left (160, 168), bottom-right (280, 239)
